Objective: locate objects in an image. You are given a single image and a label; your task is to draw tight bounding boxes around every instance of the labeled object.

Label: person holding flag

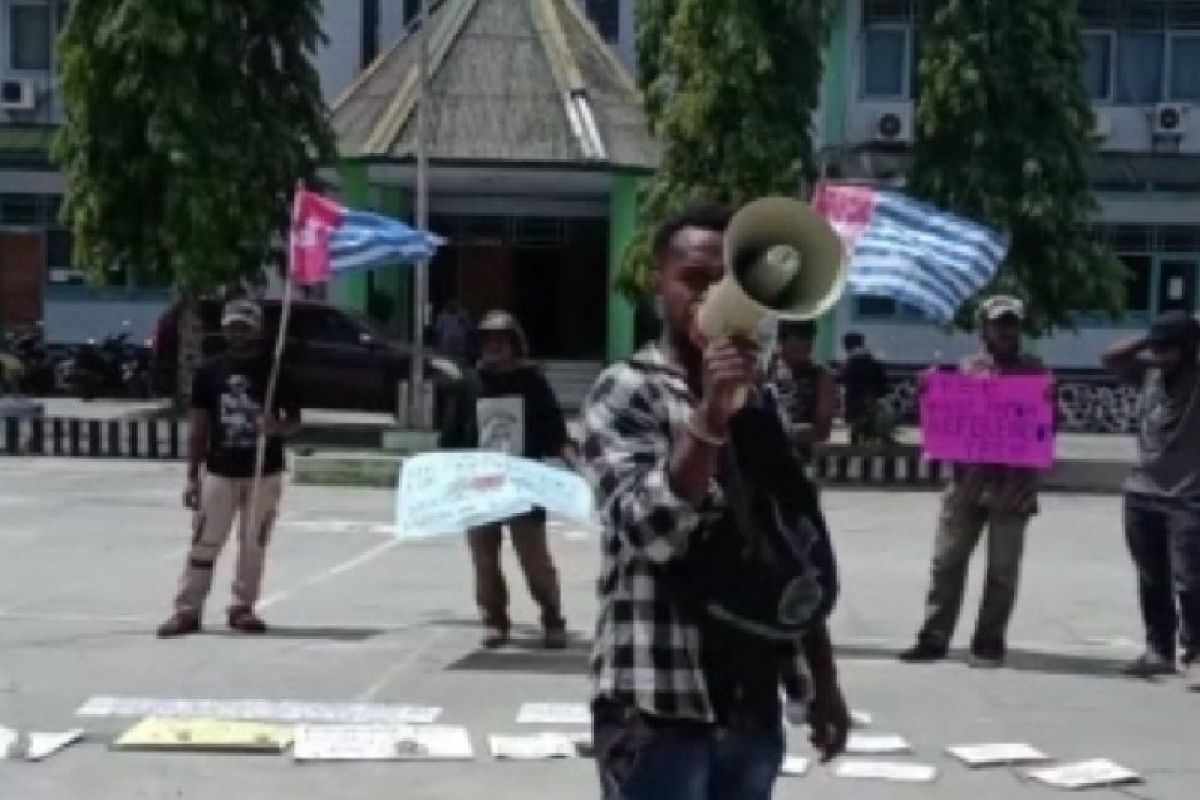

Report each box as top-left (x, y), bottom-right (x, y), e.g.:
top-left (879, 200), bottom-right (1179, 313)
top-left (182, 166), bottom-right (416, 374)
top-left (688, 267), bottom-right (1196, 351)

top-left (157, 299), bottom-right (302, 637)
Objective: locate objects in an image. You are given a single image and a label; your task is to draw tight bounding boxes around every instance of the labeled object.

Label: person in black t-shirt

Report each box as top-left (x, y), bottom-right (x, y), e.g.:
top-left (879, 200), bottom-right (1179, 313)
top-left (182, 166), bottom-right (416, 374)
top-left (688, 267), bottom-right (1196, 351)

top-left (840, 332), bottom-right (893, 445)
top-left (158, 299), bottom-right (301, 638)
top-left (439, 310), bottom-right (574, 650)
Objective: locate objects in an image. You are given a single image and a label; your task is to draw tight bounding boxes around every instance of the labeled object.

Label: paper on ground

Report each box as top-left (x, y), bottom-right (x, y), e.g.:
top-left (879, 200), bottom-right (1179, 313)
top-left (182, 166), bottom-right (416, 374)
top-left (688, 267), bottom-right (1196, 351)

top-left (112, 717), bottom-right (293, 752)
top-left (781, 756), bottom-right (810, 776)
top-left (489, 733), bottom-right (587, 760)
top-left (516, 703), bottom-right (591, 725)
top-left (947, 742), bottom-right (1050, 767)
top-left (834, 760), bottom-right (939, 783)
top-left (77, 696), bottom-right (441, 724)
top-left (0, 726), bottom-right (84, 761)
top-left (1026, 759), bottom-right (1141, 790)
top-left (25, 729), bottom-right (85, 761)
top-left (293, 724), bottom-right (473, 761)
top-left (850, 710), bottom-right (873, 728)
top-left (846, 733), bottom-right (911, 755)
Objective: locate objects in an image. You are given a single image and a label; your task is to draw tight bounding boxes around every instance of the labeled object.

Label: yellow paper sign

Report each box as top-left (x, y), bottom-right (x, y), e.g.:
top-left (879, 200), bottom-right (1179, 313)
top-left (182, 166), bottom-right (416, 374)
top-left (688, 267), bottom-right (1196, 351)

top-left (113, 717), bottom-right (293, 753)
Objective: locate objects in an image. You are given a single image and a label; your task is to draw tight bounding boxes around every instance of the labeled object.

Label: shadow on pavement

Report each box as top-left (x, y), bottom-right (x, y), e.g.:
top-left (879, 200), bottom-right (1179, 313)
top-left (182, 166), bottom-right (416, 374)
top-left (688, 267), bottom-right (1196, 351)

top-left (835, 643), bottom-right (1138, 679)
top-left (211, 625), bottom-right (386, 642)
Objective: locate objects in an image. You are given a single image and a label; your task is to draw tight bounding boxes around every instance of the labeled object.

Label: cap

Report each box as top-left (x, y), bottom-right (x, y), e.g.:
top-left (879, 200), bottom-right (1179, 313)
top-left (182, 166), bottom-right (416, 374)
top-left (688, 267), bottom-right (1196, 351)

top-left (979, 295), bottom-right (1025, 322)
top-left (221, 299), bottom-right (263, 330)
top-left (477, 309), bottom-right (529, 357)
top-left (1146, 310), bottom-right (1200, 349)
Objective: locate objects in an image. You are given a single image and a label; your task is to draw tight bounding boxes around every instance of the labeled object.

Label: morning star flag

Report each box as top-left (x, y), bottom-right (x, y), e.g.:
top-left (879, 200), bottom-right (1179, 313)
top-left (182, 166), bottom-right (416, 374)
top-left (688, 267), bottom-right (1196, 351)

top-left (288, 187), bottom-right (444, 284)
top-left (813, 182), bottom-right (1009, 324)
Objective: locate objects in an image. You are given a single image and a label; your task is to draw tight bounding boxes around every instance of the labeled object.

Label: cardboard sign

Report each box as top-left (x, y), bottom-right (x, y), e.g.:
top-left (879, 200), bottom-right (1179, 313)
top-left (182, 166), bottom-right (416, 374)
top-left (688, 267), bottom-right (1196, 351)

top-left (112, 718), bottom-right (293, 753)
top-left (947, 742), bottom-right (1050, 767)
top-left (834, 760), bottom-right (939, 783)
top-left (780, 755), bottom-right (811, 777)
top-left (293, 724), bottom-right (474, 761)
top-left (920, 372), bottom-right (1055, 468)
top-left (396, 452), bottom-right (594, 537)
top-left (77, 696), bottom-right (441, 725)
top-left (488, 733), bottom-right (582, 760)
top-left (515, 703), bottom-right (591, 725)
top-left (845, 734), bottom-right (911, 755)
top-left (1026, 759), bottom-right (1141, 790)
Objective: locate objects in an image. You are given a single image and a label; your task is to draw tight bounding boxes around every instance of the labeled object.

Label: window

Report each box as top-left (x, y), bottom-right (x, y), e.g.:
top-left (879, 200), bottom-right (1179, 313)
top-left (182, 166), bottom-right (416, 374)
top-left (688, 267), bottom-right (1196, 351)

top-left (584, 0), bottom-right (620, 42)
top-left (1082, 31), bottom-right (1115, 100)
top-left (862, 27), bottom-right (909, 98)
top-left (1120, 254), bottom-right (1153, 314)
top-left (45, 228), bottom-right (86, 286)
top-left (361, 0), bottom-right (380, 68)
top-left (1169, 34), bottom-right (1200, 100)
top-left (9, 1), bottom-right (52, 70)
top-left (1116, 31), bottom-right (1165, 103)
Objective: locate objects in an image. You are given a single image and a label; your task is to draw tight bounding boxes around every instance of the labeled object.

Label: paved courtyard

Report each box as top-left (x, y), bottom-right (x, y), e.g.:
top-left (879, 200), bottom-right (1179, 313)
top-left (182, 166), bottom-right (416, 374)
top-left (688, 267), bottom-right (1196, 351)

top-left (0, 459), bottom-right (1195, 799)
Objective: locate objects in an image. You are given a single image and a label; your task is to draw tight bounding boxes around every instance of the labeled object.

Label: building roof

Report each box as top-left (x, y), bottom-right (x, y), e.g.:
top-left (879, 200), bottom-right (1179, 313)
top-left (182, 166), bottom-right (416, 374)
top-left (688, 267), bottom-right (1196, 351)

top-left (331, 0), bottom-right (657, 171)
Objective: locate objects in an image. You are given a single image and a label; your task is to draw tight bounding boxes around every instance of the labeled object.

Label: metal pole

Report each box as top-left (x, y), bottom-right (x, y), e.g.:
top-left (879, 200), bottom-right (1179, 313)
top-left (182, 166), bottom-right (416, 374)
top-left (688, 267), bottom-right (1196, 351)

top-left (410, 0), bottom-right (431, 428)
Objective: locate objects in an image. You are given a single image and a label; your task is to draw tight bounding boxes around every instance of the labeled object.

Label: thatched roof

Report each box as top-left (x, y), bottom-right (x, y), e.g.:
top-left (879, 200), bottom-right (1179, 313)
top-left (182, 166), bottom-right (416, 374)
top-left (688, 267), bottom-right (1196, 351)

top-left (331, 0), bottom-right (657, 170)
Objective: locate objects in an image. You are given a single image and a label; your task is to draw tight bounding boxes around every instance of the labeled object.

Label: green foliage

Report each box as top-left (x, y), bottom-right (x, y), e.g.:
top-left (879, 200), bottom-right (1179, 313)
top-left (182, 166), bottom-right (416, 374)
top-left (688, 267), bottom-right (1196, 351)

top-left (53, 0), bottom-right (335, 296)
top-left (619, 0), bottom-right (833, 299)
top-left (911, 0), bottom-right (1125, 334)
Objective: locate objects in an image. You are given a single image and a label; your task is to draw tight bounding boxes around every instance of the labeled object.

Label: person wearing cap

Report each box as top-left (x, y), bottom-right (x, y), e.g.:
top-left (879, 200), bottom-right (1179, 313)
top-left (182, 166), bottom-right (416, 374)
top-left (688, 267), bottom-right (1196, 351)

top-left (438, 310), bottom-right (572, 649)
top-left (1103, 311), bottom-right (1200, 689)
top-left (157, 298), bottom-right (301, 638)
top-left (900, 295), bottom-right (1054, 669)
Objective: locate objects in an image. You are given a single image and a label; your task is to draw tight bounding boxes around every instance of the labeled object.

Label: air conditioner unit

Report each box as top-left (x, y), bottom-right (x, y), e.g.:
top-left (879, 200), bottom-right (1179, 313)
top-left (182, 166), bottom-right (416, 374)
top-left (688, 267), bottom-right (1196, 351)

top-left (1090, 109), bottom-right (1114, 142)
top-left (873, 108), bottom-right (913, 144)
top-left (0, 78), bottom-right (36, 111)
top-left (1152, 102), bottom-right (1189, 137)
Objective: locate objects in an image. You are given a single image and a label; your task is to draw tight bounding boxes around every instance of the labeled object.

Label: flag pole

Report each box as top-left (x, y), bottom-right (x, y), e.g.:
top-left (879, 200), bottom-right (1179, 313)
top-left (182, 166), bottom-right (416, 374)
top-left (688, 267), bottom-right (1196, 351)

top-left (247, 263), bottom-right (295, 556)
top-left (410, 0), bottom-right (431, 429)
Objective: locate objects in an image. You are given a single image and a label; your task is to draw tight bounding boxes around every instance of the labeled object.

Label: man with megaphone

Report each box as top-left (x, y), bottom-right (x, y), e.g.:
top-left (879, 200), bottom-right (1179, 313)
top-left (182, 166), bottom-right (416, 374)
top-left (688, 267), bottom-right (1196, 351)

top-left (580, 201), bottom-right (850, 799)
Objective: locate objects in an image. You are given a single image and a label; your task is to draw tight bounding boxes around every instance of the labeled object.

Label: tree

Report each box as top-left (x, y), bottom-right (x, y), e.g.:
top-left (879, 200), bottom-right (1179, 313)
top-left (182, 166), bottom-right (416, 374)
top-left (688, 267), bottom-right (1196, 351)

top-left (911, 0), bottom-right (1125, 334)
top-left (53, 0), bottom-right (334, 401)
top-left (617, 0), bottom-right (833, 298)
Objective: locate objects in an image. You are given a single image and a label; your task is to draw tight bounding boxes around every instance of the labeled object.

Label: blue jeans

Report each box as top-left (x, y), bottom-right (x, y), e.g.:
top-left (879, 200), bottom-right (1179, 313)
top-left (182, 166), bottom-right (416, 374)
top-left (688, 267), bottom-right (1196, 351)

top-left (595, 714), bottom-right (784, 800)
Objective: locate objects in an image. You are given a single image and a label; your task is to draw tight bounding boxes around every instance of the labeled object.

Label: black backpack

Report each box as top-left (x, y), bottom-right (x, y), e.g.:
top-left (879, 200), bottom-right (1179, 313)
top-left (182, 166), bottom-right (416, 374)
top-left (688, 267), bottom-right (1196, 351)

top-left (666, 400), bottom-right (837, 642)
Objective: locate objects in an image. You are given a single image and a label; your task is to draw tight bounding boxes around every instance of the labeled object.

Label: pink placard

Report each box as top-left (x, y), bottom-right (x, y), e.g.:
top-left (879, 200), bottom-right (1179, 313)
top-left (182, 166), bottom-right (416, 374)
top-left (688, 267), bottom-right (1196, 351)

top-left (919, 372), bottom-right (1056, 468)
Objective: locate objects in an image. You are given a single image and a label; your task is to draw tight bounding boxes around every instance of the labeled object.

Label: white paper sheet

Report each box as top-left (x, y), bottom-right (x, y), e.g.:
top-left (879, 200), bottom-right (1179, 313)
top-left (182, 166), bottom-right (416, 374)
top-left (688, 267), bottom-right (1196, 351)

top-left (947, 742), bottom-right (1049, 767)
top-left (489, 733), bottom-right (581, 760)
top-left (834, 760), bottom-right (939, 783)
top-left (25, 729), bottom-right (85, 761)
top-left (293, 724), bottom-right (473, 761)
top-left (0, 725), bottom-right (19, 759)
top-left (780, 755), bottom-right (811, 776)
top-left (845, 733), bottom-right (911, 755)
top-left (1026, 759), bottom-right (1141, 790)
top-left (516, 703), bottom-right (591, 725)
top-left (76, 696), bottom-right (441, 724)
top-left (850, 710), bottom-right (873, 729)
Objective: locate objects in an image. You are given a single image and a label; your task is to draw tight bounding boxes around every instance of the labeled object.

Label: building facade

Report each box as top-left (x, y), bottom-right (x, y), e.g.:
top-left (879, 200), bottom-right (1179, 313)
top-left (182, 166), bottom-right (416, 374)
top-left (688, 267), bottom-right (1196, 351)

top-left (818, 0), bottom-right (1200, 370)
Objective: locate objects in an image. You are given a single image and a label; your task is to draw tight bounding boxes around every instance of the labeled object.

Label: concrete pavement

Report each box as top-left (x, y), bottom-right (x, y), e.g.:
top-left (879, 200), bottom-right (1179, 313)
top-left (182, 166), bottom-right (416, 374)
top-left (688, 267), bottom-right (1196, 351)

top-left (0, 459), bottom-right (1196, 799)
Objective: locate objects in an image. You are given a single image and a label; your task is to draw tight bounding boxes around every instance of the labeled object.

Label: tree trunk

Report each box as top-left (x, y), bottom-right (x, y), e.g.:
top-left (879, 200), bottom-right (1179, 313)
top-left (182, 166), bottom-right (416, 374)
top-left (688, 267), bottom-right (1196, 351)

top-left (175, 297), bottom-right (203, 410)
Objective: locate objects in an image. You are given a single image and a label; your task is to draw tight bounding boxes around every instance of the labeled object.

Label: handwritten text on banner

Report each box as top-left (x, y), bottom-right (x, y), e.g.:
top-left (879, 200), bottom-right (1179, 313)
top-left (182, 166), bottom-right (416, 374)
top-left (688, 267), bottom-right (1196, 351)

top-left (919, 372), bottom-right (1055, 468)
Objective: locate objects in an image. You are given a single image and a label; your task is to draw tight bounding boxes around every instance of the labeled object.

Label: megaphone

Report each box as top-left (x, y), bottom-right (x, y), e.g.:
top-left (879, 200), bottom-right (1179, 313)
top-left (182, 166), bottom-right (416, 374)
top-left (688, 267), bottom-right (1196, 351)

top-left (695, 196), bottom-right (847, 342)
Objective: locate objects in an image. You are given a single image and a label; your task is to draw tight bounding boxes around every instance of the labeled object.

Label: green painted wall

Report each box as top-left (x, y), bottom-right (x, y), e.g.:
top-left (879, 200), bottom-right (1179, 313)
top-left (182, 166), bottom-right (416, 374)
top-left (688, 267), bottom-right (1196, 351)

top-left (375, 183), bottom-right (412, 340)
top-left (334, 160), bottom-right (370, 311)
top-left (814, 1), bottom-right (851, 363)
top-left (606, 172), bottom-right (639, 362)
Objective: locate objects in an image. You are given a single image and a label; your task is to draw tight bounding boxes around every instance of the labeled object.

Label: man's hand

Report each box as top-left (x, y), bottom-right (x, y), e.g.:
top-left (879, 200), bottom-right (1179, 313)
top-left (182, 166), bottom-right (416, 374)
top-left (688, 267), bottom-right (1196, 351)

top-left (808, 675), bottom-right (850, 763)
top-left (695, 337), bottom-right (758, 438)
top-left (183, 478), bottom-right (201, 511)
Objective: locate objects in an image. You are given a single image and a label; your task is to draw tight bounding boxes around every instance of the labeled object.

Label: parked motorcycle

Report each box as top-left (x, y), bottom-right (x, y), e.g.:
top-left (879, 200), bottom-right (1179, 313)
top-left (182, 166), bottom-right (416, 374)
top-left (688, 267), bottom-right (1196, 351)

top-left (13, 328), bottom-right (56, 396)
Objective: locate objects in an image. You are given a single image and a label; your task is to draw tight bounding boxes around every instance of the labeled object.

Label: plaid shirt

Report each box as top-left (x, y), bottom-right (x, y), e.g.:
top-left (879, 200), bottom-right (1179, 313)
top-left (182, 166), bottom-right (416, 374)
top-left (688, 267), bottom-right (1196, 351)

top-left (580, 343), bottom-right (813, 723)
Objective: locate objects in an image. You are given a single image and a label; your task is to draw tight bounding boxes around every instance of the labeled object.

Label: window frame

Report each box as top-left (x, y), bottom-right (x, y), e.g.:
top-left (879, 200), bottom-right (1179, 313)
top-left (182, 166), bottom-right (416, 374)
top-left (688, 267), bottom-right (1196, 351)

top-left (860, 22), bottom-right (913, 100)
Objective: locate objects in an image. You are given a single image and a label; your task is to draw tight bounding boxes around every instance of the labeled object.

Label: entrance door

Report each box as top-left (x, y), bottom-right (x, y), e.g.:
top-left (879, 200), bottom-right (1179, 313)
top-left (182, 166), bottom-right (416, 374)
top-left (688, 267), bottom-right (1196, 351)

top-left (456, 244), bottom-right (513, 319)
top-left (1157, 259), bottom-right (1198, 315)
top-left (0, 232), bottom-right (44, 330)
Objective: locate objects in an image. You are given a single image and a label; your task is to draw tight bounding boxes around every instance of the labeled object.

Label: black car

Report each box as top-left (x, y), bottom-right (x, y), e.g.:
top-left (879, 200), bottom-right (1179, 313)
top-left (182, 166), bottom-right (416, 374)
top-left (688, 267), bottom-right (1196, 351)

top-left (152, 299), bottom-right (460, 414)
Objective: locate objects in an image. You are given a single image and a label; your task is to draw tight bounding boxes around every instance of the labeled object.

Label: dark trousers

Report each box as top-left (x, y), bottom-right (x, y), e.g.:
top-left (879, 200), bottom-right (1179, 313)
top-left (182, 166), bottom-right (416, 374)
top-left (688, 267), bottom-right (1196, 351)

top-left (594, 709), bottom-right (783, 800)
top-left (917, 498), bottom-right (1030, 653)
top-left (1123, 493), bottom-right (1200, 663)
top-left (466, 511), bottom-right (563, 631)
